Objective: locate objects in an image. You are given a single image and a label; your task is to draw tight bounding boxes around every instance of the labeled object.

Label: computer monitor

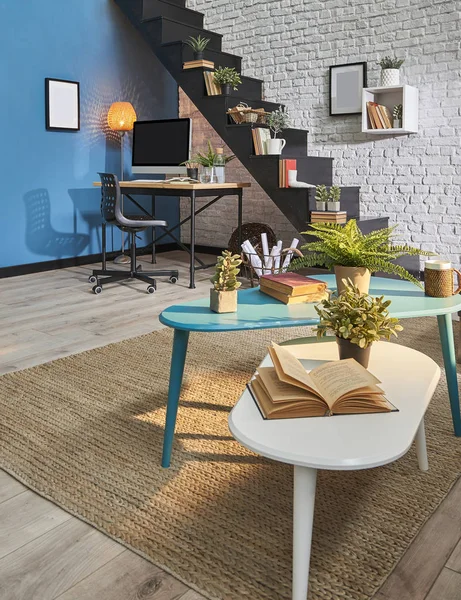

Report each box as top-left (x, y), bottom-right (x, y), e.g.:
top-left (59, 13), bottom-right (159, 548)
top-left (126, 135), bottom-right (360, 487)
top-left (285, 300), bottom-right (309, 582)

top-left (132, 118), bottom-right (192, 175)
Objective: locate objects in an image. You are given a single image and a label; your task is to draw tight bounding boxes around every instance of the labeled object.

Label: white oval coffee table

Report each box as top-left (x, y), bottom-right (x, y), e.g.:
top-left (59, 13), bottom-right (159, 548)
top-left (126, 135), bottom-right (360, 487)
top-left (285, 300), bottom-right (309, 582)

top-left (228, 341), bottom-right (441, 600)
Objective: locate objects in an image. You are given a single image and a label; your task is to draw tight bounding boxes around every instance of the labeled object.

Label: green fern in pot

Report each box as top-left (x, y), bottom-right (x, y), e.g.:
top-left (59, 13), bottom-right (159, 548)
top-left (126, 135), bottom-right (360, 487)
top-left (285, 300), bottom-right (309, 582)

top-left (290, 219), bottom-right (434, 294)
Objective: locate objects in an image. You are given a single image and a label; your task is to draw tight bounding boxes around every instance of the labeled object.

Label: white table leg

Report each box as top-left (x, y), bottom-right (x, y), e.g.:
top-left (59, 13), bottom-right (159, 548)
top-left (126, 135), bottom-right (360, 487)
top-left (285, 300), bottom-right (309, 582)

top-left (293, 466), bottom-right (317, 600)
top-left (415, 418), bottom-right (429, 472)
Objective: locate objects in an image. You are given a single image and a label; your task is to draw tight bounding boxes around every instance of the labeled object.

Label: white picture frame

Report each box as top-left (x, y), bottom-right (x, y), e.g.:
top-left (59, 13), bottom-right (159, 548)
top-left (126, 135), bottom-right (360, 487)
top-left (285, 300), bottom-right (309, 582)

top-left (45, 78), bottom-right (80, 132)
top-left (330, 63), bottom-right (367, 116)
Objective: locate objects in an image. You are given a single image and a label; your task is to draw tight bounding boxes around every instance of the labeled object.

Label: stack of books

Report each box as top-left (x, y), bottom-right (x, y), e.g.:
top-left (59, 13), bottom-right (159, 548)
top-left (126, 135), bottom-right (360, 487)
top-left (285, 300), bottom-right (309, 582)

top-left (259, 273), bottom-right (329, 304)
top-left (203, 71), bottom-right (221, 95)
top-left (310, 211), bottom-right (347, 224)
top-left (184, 59), bottom-right (215, 70)
top-left (251, 127), bottom-right (271, 155)
top-left (279, 159), bottom-right (297, 187)
top-left (366, 102), bottom-right (394, 129)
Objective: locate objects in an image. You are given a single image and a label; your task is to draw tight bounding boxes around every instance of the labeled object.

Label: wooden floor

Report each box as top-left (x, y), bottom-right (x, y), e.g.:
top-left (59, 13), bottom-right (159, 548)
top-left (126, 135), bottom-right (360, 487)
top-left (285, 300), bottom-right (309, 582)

top-left (1, 251), bottom-right (461, 600)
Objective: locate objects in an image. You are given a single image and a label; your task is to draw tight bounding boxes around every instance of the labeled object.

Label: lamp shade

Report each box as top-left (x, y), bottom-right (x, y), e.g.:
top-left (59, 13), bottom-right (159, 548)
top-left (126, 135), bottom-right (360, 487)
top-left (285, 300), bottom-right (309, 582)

top-left (107, 102), bottom-right (137, 132)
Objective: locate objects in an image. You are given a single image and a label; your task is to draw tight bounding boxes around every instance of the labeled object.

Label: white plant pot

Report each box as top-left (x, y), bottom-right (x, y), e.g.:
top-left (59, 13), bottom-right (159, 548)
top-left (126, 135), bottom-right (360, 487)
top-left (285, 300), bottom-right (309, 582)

top-left (380, 69), bottom-right (400, 86)
top-left (266, 138), bottom-right (286, 155)
top-left (393, 119), bottom-right (401, 129)
top-left (327, 201), bottom-right (341, 212)
top-left (315, 201), bottom-right (326, 211)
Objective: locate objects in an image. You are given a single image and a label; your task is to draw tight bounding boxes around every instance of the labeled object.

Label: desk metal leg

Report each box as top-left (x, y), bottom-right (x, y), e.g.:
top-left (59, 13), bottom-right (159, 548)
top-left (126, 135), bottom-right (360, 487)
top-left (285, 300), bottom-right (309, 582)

top-left (292, 466), bottom-right (317, 600)
top-left (237, 189), bottom-right (243, 249)
top-left (102, 222), bottom-right (107, 270)
top-left (437, 313), bottom-right (461, 436)
top-left (162, 329), bottom-right (190, 468)
top-left (190, 191), bottom-right (196, 289)
top-left (151, 196), bottom-right (156, 264)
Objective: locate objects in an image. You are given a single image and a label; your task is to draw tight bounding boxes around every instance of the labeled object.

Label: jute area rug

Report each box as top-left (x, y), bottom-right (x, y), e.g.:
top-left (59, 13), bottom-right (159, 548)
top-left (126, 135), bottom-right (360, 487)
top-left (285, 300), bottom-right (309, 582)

top-left (1, 318), bottom-right (460, 600)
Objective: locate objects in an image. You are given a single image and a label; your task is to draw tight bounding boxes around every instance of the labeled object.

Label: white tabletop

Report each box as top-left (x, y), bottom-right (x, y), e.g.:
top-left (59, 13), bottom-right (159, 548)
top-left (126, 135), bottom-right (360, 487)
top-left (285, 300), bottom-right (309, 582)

top-left (228, 342), bottom-right (440, 471)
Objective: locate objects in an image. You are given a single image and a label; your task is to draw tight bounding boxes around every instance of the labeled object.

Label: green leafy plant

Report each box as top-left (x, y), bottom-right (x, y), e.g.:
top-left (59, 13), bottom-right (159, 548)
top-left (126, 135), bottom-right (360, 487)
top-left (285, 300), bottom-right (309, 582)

top-left (190, 141), bottom-right (235, 167)
top-left (213, 67), bottom-right (242, 90)
top-left (289, 219), bottom-right (434, 288)
top-left (267, 106), bottom-right (291, 138)
top-left (211, 250), bottom-right (242, 291)
top-left (378, 56), bottom-right (405, 70)
top-left (185, 35), bottom-right (210, 53)
top-left (329, 185), bottom-right (341, 203)
top-left (315, 280), bottom-right (403, 349)
top-left (393, 104), bottom-right (403, 120)
top-left (315, 184), bottom-right (329, 204)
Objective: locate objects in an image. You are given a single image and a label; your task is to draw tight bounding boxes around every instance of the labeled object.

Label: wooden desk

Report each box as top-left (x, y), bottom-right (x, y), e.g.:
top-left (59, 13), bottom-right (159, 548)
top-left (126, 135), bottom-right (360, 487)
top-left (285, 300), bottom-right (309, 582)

top-left (93, 181), bottom-right (250, 288)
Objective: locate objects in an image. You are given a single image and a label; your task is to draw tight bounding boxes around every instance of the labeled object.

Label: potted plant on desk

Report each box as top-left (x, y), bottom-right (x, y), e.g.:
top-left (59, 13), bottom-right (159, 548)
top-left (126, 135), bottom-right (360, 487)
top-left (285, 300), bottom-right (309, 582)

top-left (191, 141), bottom-right (235, 183)
top-left (210, 250), bottom-right (242, 313)
top-left (315, 280), bottom-right (403, 368)
top-left (290, 219), bottom-right (433, 294)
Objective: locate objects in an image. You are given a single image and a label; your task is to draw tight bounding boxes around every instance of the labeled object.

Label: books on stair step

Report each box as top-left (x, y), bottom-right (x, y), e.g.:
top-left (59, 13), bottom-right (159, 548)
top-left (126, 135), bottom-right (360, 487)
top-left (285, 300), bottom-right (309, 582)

top-left (279, 159), bottom-right (297, 188)
top-left (183, 59), bottom-right (215, 70)
top-left (310, 211), bottom-right (347, 224)
top-left (366, 102), bottom-right (393, 129)
top-left (251, 127), bottom-right (272, 155)
top-left (203, 71), bottom-right (221, 95)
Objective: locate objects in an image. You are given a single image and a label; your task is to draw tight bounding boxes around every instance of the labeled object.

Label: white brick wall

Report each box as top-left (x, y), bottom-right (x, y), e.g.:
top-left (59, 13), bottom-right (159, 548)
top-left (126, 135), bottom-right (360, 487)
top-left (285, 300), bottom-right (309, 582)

top-left (187, 0), bottom-right (461, 265)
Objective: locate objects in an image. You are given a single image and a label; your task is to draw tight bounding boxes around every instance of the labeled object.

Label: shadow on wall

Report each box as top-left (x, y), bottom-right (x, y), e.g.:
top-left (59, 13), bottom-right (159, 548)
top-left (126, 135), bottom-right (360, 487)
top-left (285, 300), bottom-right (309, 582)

top-left (23, 189), bottom-right (89, 260)
top-left (68, 187), bottom-right (103, 255)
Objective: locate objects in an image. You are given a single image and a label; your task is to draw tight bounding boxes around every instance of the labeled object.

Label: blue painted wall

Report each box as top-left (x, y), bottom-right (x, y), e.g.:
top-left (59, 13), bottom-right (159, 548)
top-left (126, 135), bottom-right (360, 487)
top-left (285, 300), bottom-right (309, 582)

top-left (0, 0), bottom-right (179, 269)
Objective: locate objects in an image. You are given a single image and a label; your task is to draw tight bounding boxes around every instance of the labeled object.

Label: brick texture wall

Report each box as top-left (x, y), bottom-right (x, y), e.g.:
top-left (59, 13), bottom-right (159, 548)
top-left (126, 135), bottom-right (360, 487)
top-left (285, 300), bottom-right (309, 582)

top-left (184, 0), bottom-right (461, 265)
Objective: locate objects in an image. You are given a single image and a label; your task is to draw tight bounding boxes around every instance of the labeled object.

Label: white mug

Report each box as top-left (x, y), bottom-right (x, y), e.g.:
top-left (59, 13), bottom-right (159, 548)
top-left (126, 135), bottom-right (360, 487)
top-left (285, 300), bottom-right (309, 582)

top-left (266, 138), bottom-right (286, 155)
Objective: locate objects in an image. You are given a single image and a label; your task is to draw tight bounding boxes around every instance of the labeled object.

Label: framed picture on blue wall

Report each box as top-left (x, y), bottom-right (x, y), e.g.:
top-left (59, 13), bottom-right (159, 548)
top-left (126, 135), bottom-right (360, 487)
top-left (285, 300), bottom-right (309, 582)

top-left (329, 63), bottom-right (367, 116)
top-left (45, 78), bottom-right (80, 132)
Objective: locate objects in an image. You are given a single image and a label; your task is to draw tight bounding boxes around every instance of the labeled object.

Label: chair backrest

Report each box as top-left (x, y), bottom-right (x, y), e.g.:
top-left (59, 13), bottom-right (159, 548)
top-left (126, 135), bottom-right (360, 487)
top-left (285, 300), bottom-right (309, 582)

top-left (98, 173), bottom-right (121, 225)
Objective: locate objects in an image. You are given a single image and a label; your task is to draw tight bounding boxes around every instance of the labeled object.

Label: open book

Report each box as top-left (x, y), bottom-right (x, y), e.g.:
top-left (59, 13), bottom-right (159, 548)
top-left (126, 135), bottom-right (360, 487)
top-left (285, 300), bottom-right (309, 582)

top-left (248, 343), bottom-right (396, 419)
top-left (164, 177), bottom-right (200, 183)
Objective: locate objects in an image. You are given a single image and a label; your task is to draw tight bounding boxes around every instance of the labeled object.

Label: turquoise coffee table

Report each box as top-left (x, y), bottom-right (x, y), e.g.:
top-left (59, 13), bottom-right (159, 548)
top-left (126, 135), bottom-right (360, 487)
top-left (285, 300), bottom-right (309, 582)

top-left (159, 275), bottom-right (461, 467)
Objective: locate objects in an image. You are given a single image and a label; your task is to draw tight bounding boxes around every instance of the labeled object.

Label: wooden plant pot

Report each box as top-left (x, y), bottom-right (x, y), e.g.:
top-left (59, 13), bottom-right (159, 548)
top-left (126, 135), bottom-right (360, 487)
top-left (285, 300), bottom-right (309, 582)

top-left (334, 266), bottom-right (371, 295)
top-left (210, 289), bottom-right (237, 313)
top-left (337, 337), bottom-right (371, 369)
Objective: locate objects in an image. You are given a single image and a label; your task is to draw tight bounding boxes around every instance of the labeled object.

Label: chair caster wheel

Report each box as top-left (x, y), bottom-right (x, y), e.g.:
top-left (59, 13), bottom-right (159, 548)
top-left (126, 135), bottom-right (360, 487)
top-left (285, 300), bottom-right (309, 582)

top-left (93, 285), bottom-right (102, 294)
top-left (88, 275), bottom-right (97, 284)
top-left (147, 285), bottom-right (156, 294)
top-left (169, 276), bottom-right (178, 284)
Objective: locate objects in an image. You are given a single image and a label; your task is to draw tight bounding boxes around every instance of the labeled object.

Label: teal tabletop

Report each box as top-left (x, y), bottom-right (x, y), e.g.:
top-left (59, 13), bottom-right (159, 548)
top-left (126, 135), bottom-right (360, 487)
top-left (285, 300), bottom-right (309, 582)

top-left (159, 275), bottom-right (461, 332)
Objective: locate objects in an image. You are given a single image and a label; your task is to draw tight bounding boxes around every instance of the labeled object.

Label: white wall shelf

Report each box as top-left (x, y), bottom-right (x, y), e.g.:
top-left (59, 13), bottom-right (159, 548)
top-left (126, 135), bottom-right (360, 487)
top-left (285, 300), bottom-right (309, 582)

top-left (362, 84), bottom-right (418, 134)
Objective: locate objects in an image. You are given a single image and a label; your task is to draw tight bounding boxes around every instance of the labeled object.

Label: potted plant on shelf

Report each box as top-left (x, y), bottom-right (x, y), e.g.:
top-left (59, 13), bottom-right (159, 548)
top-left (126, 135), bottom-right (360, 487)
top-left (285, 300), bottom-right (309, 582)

top-left (315, 280), bottom-right (403, 368)
top-left (213, 66), bottom-right (242, 96)
top-left (267, 106), bottom-right (290, 155)
top-left (191, 141), bottom-right (235, 183)
top-left (185, 35), bottom-right (210, 60)
top-left (378, 56), bottom-right (405, 87)
top-left (327, 185), bottom-right (341, 212)
top-left (315, 185), bottom-right (328, 211)
top-left (393, 104), bottom-right (403, 128)
top-left (210, 250), bottom-right (242, 313)
top-left (290, 219), bottom-right (433, 294)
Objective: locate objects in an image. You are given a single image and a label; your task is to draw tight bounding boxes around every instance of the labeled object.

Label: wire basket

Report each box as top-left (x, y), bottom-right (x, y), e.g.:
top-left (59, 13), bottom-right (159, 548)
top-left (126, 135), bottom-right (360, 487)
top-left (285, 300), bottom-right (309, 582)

top-left (227, 103), bottom-right (270, 125)
top-left (241, 247), bottom-right (303, 287)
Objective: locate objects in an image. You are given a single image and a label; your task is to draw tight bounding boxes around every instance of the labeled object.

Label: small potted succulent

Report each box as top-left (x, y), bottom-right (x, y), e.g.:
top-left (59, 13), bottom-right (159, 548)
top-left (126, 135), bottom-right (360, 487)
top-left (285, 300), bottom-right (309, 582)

top-left (315, 184), bottom-right (328, 211)
top-left (213, 66), bottom-right (242, 95)
top-left (327, 185), bottom-right (341, 212)
top-left (185, 35), bottom-right (210, 60)
top-left (378, 56), bottom-right (405, 87)
top-left (267, 106), bottom-right (291, 155)
top-left (393, 104), bottom-right (403, 129)
top-left (210, 250), bottom-right (242, 313)
top-left (315, 280), bottom-right (403, 368)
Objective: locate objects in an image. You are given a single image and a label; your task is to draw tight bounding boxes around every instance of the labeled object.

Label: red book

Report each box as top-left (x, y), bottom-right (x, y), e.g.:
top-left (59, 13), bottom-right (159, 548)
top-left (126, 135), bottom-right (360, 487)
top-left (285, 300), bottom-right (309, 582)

top-left (279, 159), bottom-right (297, 187)
top-left (259, 273), bottom-right (327, 297)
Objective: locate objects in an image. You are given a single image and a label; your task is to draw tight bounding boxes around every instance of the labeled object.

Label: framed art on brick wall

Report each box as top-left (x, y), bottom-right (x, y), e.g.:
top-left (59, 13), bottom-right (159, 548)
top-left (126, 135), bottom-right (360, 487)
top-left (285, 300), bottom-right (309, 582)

top-left (329, 63), bottom-right (367, 116)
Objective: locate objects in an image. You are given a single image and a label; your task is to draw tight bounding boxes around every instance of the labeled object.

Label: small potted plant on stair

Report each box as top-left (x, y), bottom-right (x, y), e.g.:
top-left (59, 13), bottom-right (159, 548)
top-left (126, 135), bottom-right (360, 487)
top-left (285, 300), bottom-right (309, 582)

top-left (315, 280), bottom-right (403, 368)
top-left (267, 106), bottom-right (290, 155)
top-left (290, 218), bottom-right (434, 294)
top-left (393, 103), bottom-right (403, 129)
top-left (378, 56), bottom-right (405, 87)
top-left (213, 66), bottom-right (242, 96)
top-left (185, 35), bottom-right (210, 60)
top-left (210, 250), bottom-right (242, 313)
top-left (315, 184), bottom-right (328, 211)
top-left (327, 185), bottom-right (341, 212)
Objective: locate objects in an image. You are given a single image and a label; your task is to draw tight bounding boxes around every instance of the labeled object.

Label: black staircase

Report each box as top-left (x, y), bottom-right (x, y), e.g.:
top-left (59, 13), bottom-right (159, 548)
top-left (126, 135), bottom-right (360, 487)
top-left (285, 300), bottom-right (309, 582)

top-left (114, 0), bottom-right (389, 239)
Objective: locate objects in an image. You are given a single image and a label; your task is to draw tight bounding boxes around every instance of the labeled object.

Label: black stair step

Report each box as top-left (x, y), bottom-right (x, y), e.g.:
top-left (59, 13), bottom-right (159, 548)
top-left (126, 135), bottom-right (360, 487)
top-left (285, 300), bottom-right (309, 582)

top-left (149, 0), bottom-right (186, 6)
top-left (249, 156), bottom-right (333, 186)
top-left (157, 41), bottom-right (242, 74)
top-left (143, 0), bottom-right (204, 28)
top-left (141, 16), bottom-right (222, 51)
top-left (115, 0), bottom-right (145, 22)
top-left (177, 70), bottom-right (263, 102)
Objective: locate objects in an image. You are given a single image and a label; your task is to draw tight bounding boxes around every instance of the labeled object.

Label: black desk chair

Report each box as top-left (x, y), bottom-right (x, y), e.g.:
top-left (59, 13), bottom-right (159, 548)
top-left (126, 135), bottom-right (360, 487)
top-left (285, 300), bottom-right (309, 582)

top-left (90, 173), bottom-right (179, 294)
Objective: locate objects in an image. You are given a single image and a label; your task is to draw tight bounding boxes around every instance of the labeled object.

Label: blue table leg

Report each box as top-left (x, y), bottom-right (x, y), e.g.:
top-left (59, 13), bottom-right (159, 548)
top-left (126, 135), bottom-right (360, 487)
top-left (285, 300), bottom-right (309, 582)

top-left (437, 313), bottom-right (461, 436)
top-left (162, 329), bottom-right (190, 468)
